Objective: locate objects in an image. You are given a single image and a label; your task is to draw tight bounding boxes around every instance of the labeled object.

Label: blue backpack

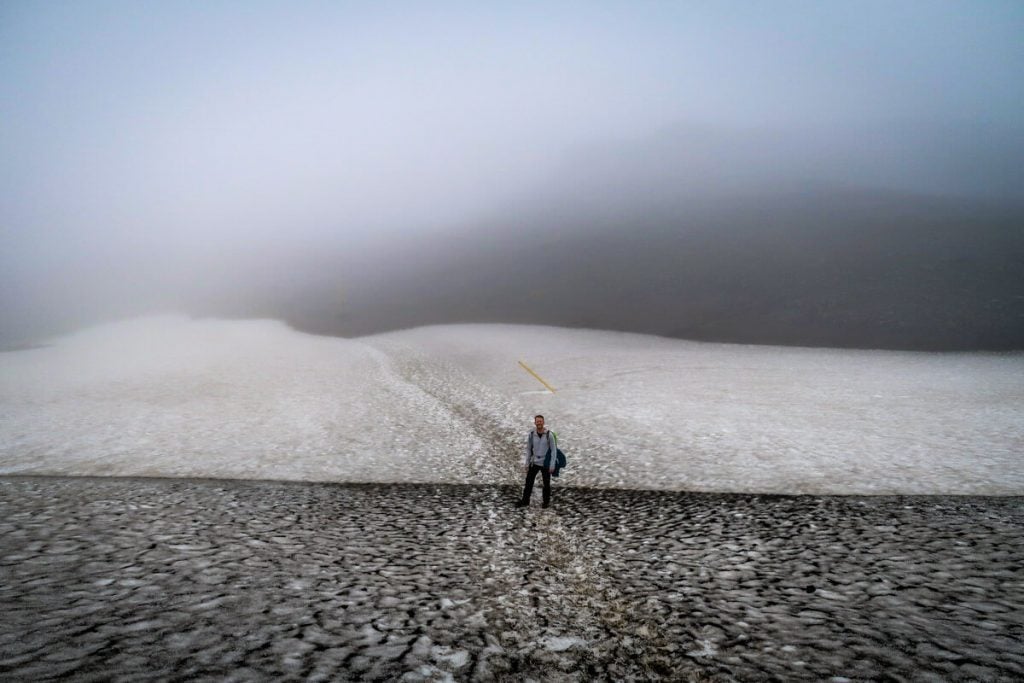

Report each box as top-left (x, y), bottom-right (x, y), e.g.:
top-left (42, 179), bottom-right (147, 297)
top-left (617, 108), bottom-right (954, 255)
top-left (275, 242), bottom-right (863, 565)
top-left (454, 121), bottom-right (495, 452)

top-left (530, 430), bottom-right (568, 477)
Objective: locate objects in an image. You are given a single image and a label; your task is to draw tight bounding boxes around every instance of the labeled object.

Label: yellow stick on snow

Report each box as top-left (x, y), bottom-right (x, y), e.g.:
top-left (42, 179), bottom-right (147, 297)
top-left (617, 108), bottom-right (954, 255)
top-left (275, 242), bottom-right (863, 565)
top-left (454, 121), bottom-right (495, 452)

top-left (518, 360), bottom-right (557, 393)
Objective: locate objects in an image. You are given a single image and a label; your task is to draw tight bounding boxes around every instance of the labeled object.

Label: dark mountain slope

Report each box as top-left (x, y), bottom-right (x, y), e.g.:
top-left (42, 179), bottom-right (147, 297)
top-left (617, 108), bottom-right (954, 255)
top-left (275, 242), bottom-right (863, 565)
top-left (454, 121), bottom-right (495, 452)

top-left (281, 188), bottom-right (1024, 351)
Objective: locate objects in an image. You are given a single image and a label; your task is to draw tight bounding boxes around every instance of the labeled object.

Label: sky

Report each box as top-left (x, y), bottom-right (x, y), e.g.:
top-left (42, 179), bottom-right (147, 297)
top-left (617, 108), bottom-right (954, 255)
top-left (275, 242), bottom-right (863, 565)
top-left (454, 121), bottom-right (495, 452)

top-left (1, 1), bottom-right (1022, 342)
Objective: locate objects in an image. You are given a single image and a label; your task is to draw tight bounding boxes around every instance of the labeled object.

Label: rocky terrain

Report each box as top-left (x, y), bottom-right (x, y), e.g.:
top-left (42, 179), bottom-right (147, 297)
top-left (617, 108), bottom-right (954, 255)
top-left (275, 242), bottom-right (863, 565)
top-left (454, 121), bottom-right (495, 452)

top-left (2, 476), bottom-right (1021, 681)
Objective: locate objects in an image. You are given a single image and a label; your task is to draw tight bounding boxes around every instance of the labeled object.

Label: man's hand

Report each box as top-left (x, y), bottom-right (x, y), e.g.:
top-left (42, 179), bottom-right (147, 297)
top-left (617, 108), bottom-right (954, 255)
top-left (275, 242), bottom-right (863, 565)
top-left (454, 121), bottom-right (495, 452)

top-left (549, 469), bottom-right (555, 474)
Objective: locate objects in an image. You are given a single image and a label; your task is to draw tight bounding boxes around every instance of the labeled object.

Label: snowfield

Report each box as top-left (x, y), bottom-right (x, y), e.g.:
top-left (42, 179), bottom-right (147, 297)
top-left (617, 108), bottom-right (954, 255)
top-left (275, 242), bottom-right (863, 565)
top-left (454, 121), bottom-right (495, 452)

top-left (3, 316), bottom-right (1023, 681)
top-left (1, 315), bottom-right (1021, 495)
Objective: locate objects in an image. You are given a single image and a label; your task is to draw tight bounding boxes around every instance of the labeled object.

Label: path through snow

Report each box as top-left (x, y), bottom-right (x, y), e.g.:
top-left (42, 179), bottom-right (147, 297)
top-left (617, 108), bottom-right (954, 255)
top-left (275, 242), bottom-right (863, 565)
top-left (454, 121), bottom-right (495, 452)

top-left (2, 315), bottom-right (1022, 495)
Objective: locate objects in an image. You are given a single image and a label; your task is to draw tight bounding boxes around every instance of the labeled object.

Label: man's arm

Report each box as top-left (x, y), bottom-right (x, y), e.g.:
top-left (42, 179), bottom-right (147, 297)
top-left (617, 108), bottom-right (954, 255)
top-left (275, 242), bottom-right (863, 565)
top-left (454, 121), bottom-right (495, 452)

top-left (523, 433), bottom-right (532, 469)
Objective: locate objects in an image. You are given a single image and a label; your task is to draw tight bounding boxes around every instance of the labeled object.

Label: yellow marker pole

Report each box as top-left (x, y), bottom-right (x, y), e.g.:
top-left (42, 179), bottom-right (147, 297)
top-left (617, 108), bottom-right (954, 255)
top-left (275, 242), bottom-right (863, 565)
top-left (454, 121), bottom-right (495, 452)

top-left (518, 360), bottom-right (557, 393)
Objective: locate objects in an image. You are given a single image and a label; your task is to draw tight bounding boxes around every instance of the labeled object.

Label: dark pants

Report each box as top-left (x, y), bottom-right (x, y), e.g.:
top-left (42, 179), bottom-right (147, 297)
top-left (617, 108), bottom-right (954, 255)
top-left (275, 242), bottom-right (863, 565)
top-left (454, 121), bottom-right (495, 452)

top-left (520, 464), bottom-right (551, 505)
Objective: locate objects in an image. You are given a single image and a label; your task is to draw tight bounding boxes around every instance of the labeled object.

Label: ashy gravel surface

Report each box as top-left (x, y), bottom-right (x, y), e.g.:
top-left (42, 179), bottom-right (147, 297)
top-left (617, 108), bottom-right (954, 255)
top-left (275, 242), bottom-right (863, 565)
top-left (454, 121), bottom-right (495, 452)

top-left (1, 476), bottom-right (1022, 682)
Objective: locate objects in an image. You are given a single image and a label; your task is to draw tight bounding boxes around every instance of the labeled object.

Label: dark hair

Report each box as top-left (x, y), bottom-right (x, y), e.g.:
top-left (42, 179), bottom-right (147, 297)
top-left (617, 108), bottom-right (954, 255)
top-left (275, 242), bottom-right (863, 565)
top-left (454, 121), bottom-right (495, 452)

top-left (534, 414), bottom-right (544, 420)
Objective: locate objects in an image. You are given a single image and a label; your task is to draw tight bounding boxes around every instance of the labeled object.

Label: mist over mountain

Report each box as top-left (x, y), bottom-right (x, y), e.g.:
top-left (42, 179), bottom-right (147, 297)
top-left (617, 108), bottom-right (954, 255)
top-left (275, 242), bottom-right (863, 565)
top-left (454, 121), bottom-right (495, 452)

top-left (3, 3), bottom-right (1022, 351)
top-left (3, 121), bottom-right (1022, 352)
top-left (277, 203), bottom-right (1023, 351)
top-left (264, 125), bottom-right (1024, 351)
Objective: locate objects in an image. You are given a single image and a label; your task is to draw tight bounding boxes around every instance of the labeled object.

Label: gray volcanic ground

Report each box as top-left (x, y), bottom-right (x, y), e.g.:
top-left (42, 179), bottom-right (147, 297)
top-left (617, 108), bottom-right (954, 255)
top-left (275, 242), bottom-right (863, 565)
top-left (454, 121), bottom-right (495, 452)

top-left (2, 477), bottom-right (1022, 682)
top-left (2, 317), bottom-right (1022, 680)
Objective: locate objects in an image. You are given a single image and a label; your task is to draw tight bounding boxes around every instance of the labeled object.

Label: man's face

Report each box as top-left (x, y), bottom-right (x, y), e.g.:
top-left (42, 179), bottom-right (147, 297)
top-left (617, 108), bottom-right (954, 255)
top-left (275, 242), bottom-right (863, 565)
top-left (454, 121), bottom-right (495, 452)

top-left (535, 416), bottom-right (545, 432)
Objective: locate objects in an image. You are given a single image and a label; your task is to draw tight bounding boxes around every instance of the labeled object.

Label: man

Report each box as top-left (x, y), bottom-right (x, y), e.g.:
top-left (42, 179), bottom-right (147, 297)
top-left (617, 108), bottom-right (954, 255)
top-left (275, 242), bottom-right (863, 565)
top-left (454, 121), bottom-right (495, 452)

top-left (516, 414), bottom-right (557, 509)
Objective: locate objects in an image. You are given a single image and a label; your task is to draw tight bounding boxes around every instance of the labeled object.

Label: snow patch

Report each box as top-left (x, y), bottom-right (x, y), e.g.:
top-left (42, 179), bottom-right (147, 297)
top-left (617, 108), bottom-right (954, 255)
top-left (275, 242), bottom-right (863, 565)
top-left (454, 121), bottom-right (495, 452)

top-left (2, 316), bottom-right (1022, 495)
top-left (542, 636), bottom-right (586, 652)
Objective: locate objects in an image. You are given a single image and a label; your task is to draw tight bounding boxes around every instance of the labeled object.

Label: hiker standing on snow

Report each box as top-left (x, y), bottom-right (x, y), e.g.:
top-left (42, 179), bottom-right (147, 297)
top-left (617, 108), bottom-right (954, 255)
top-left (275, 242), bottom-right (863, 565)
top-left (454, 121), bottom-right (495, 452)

top-left (516, 414), bottom-right (557, 509)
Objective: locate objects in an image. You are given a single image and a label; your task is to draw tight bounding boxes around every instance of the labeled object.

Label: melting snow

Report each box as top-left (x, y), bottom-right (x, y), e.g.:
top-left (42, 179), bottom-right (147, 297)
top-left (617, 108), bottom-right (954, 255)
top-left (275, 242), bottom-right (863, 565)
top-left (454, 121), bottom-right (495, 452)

top-left (1, 315), bottom-right (1022, 495)
top-left (542, 636), bottom-right (586, 652)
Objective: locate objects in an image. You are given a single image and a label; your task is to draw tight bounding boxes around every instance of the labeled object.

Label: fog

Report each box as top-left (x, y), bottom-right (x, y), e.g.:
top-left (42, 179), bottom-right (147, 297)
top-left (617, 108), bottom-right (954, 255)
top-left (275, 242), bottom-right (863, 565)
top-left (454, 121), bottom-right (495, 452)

top-left (2, 1), bottom-right (1023, 348)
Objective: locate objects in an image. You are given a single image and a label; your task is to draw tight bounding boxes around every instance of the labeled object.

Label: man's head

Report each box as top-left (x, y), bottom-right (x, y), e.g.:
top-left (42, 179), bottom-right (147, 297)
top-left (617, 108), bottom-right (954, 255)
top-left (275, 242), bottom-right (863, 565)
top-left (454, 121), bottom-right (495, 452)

top-left (534, 415), bottom-right (545, 432)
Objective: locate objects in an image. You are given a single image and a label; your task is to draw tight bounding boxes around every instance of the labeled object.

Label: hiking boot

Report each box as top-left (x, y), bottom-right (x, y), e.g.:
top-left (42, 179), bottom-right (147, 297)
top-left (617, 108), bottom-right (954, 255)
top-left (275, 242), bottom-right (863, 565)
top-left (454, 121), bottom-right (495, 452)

top-left (542, 501), bottom-right (550, 509)
top-left (514, 501), bottom-right (528, 508)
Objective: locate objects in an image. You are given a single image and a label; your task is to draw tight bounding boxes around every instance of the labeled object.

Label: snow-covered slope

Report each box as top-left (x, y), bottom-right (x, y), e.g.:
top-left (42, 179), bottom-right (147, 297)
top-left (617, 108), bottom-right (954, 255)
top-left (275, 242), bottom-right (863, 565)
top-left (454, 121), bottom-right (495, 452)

top-left (1, 315), bottom-right (1021, 494)
top-left (0, 316), bottom-right (506, 485)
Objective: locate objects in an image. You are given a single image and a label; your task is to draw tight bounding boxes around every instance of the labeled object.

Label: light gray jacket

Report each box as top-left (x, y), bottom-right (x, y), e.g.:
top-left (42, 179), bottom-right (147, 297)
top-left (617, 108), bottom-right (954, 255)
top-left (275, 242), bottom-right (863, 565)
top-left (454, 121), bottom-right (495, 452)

top-left (523, 429), bottom-right (557, 469)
